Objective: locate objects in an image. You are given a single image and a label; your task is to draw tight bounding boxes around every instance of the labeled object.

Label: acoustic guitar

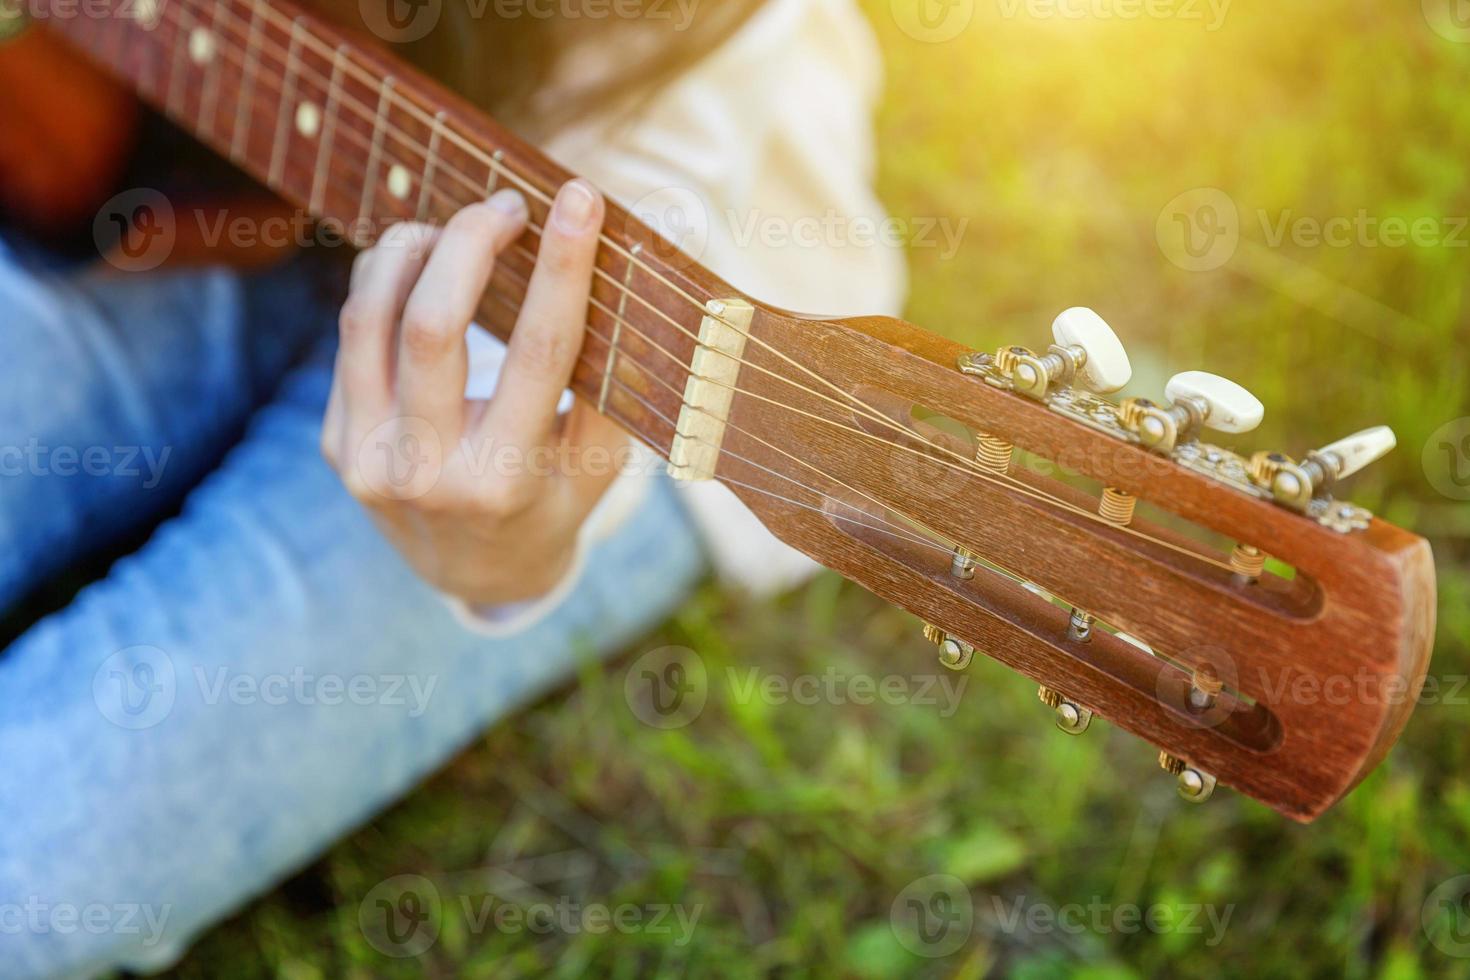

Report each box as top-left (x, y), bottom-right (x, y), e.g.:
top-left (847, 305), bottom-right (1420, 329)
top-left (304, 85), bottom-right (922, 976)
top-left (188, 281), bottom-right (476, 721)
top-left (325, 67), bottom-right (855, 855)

top-left (22, 0), bottom-right (1436, 822)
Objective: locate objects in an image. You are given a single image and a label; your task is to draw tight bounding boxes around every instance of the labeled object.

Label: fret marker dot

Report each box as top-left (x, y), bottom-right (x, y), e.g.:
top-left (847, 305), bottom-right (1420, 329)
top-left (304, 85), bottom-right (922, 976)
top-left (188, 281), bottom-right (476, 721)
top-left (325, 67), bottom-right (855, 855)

top-left (295, 102), bottom-right (322, 139)
top-left (387, 165), bottom-right (412, 201)
top-left (188, 29), bottom-right (216, 65)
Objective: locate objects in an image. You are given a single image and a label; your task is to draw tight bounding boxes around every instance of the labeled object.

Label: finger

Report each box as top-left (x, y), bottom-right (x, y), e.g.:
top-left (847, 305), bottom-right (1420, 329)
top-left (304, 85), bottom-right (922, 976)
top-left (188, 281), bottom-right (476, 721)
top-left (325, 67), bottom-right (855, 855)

top-left (396, 190), bottom-right (528, 448)
top-left (336, 222), bottom-right (440, 431)
top-left (320, 354), bottom-right (346, 466)
top-left (478, 180), bottom-right (604, 453)
top-left (559, 399), bottom-right (631, 518)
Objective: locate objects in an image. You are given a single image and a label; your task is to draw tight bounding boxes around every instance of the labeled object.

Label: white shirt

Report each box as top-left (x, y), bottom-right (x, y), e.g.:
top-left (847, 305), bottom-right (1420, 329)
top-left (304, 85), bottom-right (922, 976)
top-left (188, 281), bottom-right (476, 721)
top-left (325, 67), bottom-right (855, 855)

top-left (454, 0), bottom-right (907, 631)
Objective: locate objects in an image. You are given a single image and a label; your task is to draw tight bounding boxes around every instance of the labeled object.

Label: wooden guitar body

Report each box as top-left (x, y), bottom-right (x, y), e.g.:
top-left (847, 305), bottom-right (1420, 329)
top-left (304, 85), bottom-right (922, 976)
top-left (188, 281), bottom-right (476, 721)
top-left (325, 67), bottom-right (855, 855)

top-left (0, 24), bottom-right (138, 235)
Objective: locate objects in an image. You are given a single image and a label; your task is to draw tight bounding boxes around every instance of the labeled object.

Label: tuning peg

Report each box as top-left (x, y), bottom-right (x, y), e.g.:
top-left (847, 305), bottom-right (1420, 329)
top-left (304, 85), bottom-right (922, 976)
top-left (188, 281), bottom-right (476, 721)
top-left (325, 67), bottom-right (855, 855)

top-left (1159, 752), bottom-right (1217, 803)
top-left (922, 623), bottom-right (975, 670)
top-left (1039, 686), bottom-right (1093, 734)
top-left (998, 307), bottom-right (1132, 400)
top-left (1317, 425), bottom-right (1396, 479)
top-left (1164, 371), bottom-right (1264, 434)
top-left (1250, 425), bottom-right (1396, 510)
top-left (1052, 308), bottom-right (1133, 393)
top-left (1120, 370), bottom-right (1263, 453)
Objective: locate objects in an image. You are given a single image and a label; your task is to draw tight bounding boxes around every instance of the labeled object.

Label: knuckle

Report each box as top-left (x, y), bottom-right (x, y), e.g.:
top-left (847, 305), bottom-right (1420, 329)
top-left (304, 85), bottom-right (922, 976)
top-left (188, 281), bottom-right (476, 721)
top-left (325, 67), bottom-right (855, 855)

top-left (337, 294), bottom-right (380, 341)
top-left (538, 237), bottom-right (585, 276)
top-left (379, 221), bottom-right (438, 259)
top-left (400, 304), bottom-right (460, 362)
top-left (515, 332), bottom-right (573, 377)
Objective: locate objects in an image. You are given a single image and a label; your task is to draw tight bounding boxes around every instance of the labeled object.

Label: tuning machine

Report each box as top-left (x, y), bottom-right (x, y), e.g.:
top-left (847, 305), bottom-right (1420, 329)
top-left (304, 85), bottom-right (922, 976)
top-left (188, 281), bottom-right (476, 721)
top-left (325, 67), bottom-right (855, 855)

top-left (1159, 752), bottom-right (1217, 803)
top-left (1247, 426), bottom-right (1396, 511)
top-left (922, 623), bottom-right (975, 671)
top-left (1119, 371), bottom-right (1264, 454)
top-left (979, 308), bottom-right (1133, 401)
top-left (1038, 686), bottom-right (1093, 734)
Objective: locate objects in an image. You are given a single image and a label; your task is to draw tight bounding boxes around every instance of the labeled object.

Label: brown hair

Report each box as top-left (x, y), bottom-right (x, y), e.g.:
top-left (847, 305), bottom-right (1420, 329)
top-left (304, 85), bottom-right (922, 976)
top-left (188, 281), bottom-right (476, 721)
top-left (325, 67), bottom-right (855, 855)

top-left (343, 0), bottom-right (766, 137)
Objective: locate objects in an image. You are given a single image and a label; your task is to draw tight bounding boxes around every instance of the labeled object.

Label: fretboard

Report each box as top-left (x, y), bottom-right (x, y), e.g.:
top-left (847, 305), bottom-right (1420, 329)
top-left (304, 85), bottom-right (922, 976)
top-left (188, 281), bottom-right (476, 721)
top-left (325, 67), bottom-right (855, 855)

top-left (38, 0), bottom-right (741, 459)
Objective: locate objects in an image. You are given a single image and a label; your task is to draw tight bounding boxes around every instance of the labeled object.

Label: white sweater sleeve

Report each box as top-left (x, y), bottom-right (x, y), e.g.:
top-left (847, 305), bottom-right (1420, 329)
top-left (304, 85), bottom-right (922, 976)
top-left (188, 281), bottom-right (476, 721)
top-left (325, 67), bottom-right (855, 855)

top-left (457, 0), bottom-right (907, 620)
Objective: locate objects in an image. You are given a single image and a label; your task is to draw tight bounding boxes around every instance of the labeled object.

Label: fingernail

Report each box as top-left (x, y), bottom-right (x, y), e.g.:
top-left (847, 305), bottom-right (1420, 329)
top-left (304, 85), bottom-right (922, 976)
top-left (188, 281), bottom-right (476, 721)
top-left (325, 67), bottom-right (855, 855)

top-left (487, 188), bottom-right (527, 218)
top-left (552, 180), bottom-right (599, 233)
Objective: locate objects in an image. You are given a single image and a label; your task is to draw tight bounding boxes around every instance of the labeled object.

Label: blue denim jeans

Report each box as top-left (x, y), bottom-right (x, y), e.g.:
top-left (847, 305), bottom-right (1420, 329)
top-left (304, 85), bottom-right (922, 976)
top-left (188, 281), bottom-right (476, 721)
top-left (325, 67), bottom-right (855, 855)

top-left (0, 239), bottom-right (706, 979)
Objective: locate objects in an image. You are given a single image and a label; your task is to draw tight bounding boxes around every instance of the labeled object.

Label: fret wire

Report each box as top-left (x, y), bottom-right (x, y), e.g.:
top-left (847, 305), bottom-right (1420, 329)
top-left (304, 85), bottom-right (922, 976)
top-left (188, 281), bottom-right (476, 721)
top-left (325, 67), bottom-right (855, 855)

top-left (417, 110), bottom-right (448, 222)
top-left (311, 44), bottom-right (349, 216)
top-left (356, 76), bottom-right (397, 247)
top-left (230, 0), bottom-right (266, 163)
top-left (486, 148), bottom-right (505, 196)
top-left (135, 1), bottom-right (161, 99)
top-left (165, 0), bottom-right (193, 120)
top-left (198, 1), bottom-right (226, 140)
top-left (267, 18), bottom-right (308, 190)
top-left (598, 243), bottom-right (641, 414)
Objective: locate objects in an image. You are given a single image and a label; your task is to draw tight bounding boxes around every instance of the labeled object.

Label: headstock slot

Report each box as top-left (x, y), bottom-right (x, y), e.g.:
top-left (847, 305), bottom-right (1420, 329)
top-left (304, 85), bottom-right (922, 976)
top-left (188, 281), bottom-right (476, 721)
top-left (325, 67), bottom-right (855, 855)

top-left (846, 384), bottom-right (1317, 620)
top-left (820, 492), bottom-right (1284, 747)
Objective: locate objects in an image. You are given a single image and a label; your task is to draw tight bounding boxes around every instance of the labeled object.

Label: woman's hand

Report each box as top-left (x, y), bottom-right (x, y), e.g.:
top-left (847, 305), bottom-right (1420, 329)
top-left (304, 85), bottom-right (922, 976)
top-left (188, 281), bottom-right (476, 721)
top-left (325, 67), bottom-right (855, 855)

top-left (321, 180), bottom-right (631, 606)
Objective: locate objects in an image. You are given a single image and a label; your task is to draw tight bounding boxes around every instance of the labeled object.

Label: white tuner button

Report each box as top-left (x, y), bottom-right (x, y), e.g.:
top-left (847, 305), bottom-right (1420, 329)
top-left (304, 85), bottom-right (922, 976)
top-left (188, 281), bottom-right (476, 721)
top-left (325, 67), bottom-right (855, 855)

top-left (1052, 307), bottom-right (1131, 393)
top-left (1164, 371), bottom-right (1264, 434)
top-left (1318, 425), bottom-right (1396, 479)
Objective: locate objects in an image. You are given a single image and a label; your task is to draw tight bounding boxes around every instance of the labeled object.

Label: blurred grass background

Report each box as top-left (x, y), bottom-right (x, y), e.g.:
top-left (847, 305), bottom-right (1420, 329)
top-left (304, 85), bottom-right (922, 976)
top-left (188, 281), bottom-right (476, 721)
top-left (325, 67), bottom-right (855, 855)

top-left (164, 1), bottom-right (1469, 976)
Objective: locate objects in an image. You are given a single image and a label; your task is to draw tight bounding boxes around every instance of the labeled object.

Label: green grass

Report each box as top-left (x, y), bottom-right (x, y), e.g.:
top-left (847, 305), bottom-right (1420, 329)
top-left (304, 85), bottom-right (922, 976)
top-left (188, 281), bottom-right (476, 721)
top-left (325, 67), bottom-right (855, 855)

top-left (163, 3), bottom-right (1470, 976)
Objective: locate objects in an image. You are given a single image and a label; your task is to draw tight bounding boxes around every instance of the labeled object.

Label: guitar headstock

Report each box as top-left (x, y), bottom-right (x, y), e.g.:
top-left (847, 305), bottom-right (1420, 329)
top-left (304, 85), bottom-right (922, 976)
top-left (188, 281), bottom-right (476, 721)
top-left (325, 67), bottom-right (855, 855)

top-left (709, 301), bottom-right (1435, 822)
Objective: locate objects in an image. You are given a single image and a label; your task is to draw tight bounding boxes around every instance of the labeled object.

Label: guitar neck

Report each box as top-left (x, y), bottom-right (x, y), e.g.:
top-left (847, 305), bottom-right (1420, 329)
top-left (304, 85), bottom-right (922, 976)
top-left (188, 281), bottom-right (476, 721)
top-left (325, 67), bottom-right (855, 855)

top-left (39, 0), bottom-right (744, 460)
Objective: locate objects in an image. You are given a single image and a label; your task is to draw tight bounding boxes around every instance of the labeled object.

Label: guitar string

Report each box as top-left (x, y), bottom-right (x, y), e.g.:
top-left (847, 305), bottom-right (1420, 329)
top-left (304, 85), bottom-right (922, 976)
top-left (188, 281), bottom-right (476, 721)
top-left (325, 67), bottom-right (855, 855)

top-left (139, 0), bottom-right (1015, 467)
top-left (483, 252), bottom-right (1220, 609)
top-left (158, 0), bottom-right (1138, 490)
top-left (468, 289), bottom-right (965, 563)
top-left (593, 365), bottom-right (1099, 619)
top-left (124, 0), bottom-right (1241, 576)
